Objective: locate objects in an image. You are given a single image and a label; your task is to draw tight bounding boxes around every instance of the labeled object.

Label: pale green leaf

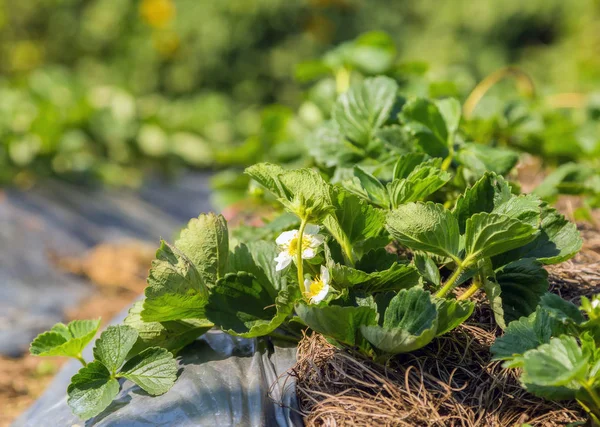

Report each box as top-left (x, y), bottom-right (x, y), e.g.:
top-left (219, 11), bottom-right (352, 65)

top-left (392, 152), bottom-right (429, 180)
top-left (493, 204), bottom-right (582, 266)
top-left (124, 302), bottom-right (212, 354)
top-left (456, 143), bottom-right (519, 176)
top-left (93, 325), bottom-right (139, 373)
top-left (227, 240), bottom-right (285, 294)
top-left (120, 347), bottom-right (177, 395)
top-left (30, 319), bottom-right (100, 359)
top-left (333, 76), bottom-right (398, 147)
top-left (522, 336), bottom-right (588, 387)
top-left (67, 361), bottom-right (120, 420)
top-left (387, 165), bottom-right (451, 207)
top-left (386, 202), bottom-right (460, 260)
top-left (434, 298), bottom-right (474, 336)
top-left (464, 212), bottom-right (539, 261)
top-left (142, 241), bottom-right (208, 322)
top-left (343, 166), bottom-right (389, 208)
top-left (175, 213), bottom-right (229, 285)
top-left (435, 98), bottom-right (461, 134)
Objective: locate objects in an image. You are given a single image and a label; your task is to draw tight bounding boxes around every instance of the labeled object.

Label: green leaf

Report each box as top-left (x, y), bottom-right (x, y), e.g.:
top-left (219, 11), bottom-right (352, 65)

top-left (245, 162), bottom-right (289, 199)
top-left (522, 336), bottom-right (588, 387)
top-left (93, 325), bottom-right (139, 374)
top-left (387, 164), bottom-right (451, 207)
top-left (414, 253), bottom-right (441, 287)
top-left (307, 121), bottom-right (362, 168)
top-left (495, 259), bottom-right (548, 324)
top-left (435, 98), bottom-right (461, 135)
top-left (120, 347), bottom-right (178, 395)
top-left (228, 240), bottom-right (285, 294)
top-left (464, 212), bottom-right (539, 261)
top-left (453, 172), bottom-right (513, 233)
top-left (333, 76), bottom-right (398, 147)
top-left (483, 277), bottom-right (506, 329)
top-left (392, 152), bottom-right (429, 180)
top-left (386, 202), bottom-right (460, 260)
top-left (358, 263), bottom-right (420, 293)
top-left (375, 126), bottom-right (414, 154)
top-left (142, 241), bottom-right (208, 322)
top-left (343, 166), bottom-right (389, 208)
top-left (124, 302), bottom-right (212, 354)
top-left (490, 314), bottom-right (540, 364)
top-left (323, 187), bottom-right (385, 262)
top-left (494, 204), bottom-right (582, 266)
top-left (399, 98), bottom-right (449, 157)
top-left (206, 272), bottom-right (299, 338)
top-left (453, 172), bottom-right (541, 233)
top-left (456, 143), bottom-right (519, 176)
top-left (434, 298), bottom-right (474, 336)
top-left (175, 213), bottom-right (229, 286)
top-left (277, 168), bottom-right (334, 221)
top-left (295, 304), bottom-right (377, 346)
top-left (360, 288), bottom-right (438, 353)
top-left (67, 361), bottom-right (120, 420)
top-left (539, 293), bottom-right (585, 325)
top-left (30, 319), bottom-right (100, 359)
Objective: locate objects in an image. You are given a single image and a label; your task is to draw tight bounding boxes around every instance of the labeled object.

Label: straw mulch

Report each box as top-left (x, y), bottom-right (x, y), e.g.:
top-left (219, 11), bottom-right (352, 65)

top-left (288, 222), bottom-right (600, 426)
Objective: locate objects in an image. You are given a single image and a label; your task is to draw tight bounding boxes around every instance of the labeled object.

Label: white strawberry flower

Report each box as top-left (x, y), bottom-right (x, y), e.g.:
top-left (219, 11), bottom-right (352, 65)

top-left (274, 224), bottom-right (324, 271)
top-left (304, 265), bottom-right (330, 304)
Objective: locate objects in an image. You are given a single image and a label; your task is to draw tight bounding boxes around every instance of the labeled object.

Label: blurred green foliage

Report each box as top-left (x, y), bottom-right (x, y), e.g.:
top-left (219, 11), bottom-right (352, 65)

top-left (0, 0), bottom-right (600, 188)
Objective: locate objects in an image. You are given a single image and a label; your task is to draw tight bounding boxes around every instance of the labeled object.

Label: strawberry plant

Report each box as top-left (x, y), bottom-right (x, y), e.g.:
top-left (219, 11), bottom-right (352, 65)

top-left (492, 294), bottom-right (600, 423)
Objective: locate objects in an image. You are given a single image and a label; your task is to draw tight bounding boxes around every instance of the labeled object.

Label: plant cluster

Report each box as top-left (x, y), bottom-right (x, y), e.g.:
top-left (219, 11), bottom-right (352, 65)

top-left (30, 76), bottom-right (587, 421)
top-left (492, 294), bottom-right (600, 423)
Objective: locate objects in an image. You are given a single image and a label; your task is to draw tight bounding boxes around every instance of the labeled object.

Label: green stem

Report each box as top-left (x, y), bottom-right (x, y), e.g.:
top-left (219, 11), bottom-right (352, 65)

top-left (297, 218), bottom-right (308, 296)
top-left (581, 381), bottom-right (600, 417)
top-left (435, 261), bottom-right (467, 299)
top-left (457, 281), bottom-right (481, 301)
top-left (76, 355), bottom-right (87, 367)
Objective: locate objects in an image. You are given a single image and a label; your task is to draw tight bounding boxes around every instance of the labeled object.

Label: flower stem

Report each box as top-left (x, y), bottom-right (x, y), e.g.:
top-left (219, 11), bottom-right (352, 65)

top-left (296, 218), bottom-right (308, 295)
top-left (435, 262), bottom-right (466, 299)
top-left (581, 381), bottom-right (600, 417)
top-left (76, 355), bottom-right (87, 367)
top-left (457, 282), bottom-right (481, 301)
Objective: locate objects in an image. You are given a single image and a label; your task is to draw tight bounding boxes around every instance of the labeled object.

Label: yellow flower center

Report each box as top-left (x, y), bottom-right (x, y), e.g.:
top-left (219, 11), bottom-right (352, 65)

top-left (306, 277), bottom-right (325, 298)
top-left (287, 236), bottom-right (311, 256)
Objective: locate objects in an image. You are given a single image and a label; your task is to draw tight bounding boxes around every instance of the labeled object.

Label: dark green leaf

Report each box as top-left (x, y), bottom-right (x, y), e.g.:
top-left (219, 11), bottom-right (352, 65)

top-left (295, 304), bottom-right (377, 346)
top-left (67, 361), bottom-right (120, 420)
top-left (120, 347), bottom-right (178, 395)
top-left (360, 287), bottom-right (438, 353)
top-left (206, 272), bottom-right (299, 338)
top-left (414, 253), bottom-right (441, 287)
top-left (456, 143), bottom-right (519, 176)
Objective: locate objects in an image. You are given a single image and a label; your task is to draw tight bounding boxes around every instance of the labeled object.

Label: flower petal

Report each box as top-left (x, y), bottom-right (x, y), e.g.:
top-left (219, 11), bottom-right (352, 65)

top-left (275, 253), bottom-right (293, 271)
top-left (311, 282), bottom-right (330, 304)
top-left (276, 230), bottom-right (297, 246)
top-left (302, 248), bottom-right (316, 259)
top-left (320, 265), bottom-right (330, 284)
top-left (304, 224), bottom-right (320, 235)
top-left (309, 234), bottom-right (325, 247)
top-left (303, 279), bottom-right (312, 294)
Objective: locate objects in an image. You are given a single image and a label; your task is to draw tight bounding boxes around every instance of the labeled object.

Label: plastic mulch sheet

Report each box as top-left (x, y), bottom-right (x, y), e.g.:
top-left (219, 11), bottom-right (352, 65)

top-left (14, 305), bottom-right (302, 427)
top-left (0, 173), bottom-right (212, 357)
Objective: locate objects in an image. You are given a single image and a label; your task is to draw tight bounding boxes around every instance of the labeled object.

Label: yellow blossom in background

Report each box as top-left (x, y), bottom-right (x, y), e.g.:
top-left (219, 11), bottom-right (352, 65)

top-left (140, 0), bottom-right (175, 29)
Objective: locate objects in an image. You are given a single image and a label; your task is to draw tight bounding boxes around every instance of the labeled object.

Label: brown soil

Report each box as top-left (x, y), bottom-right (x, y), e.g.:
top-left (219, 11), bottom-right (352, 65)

top-left (291, 222), bottom-right (600, 427)
top-left (0, 241), bottom-right (153, 427)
